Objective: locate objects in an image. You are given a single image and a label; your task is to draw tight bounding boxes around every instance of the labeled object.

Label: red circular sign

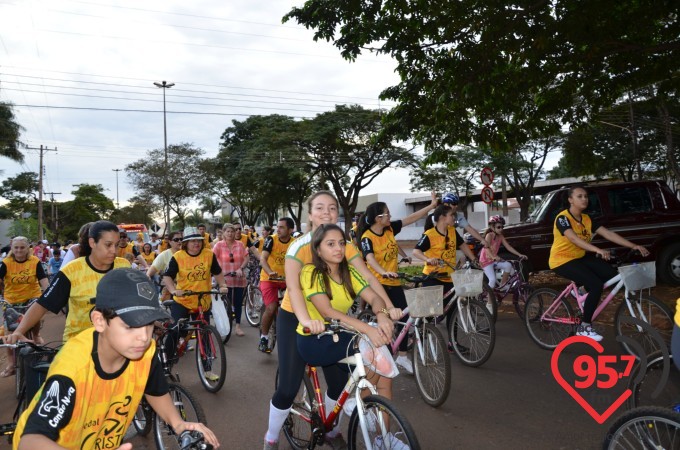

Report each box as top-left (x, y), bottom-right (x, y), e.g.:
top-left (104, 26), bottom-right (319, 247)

top-left (481, 186), bottom-right (494, 204)
top-left (481, 167), bottom-right (494, 186)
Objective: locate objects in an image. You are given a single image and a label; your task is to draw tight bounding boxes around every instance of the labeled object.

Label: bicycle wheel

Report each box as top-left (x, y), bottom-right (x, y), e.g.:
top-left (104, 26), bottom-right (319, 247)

top-left (260, 303), bottom-right (277, 353)
top-left (628, 351), bottom-right (679, 410)
top-left (614, 294), bottom-right (673, 357)
top-left (524, 288), bottom-right (574, 350)
top-left (221, 294), bottom-right (234, 344)
top-left (245, 285), bottom-right (263, 327)
top-left (153, 383), bottom-right (207, 450)
top-left (448, 298), bottom-right (495, 367)
top-left (347, 394), bottom-right (420, 450)
top-left (133, 398), bottom-right (153, 436)
top-left (513, 282), bottom-right (534, 319)
top-left (194, 325), bottom-right (227, 393)
top-left (277, 370), bottom-right (315, 450)
top-left (603, 406), bottom-right (680, 450)
top-left (413, 323), bottom-right (451, 407)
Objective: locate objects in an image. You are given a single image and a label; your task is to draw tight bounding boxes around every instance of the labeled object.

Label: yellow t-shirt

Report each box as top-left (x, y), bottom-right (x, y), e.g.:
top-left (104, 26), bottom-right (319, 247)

top-left (260, 235), bottom-right (294, 282)
top-left (0, 255), bottom-right (43, 303)
top-left (116, 243), bottom-right (136, 259)
top-left (675, 298), bottom-right (679, 327)
top-left (416, 227), bottom-right (458, 281)
top-left (13, 328), bottom-right (155, 450)
top-left (141, 252), bottom-right (156, 265)
top-left (359, 223), bottom-right (402, 287)
top-left (57, 257), bottom-right (131, 341)
top-left (296, 264), bottom-right (368, 335)
top-left (549, 209), bottom-right (593, 269)
top-left (171, 249), bottom-right (216, 311)
top-left (281, 232), bottom-right (360, 313)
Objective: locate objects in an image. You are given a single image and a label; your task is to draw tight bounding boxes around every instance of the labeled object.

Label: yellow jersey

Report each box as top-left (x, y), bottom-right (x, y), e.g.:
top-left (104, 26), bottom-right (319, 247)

top-left (359, 221), bottom-right (403, 287)
top-left (0, 255), bottom-right (44, 303)
top-left (549, 209), bottom-right (596, 269)
top-left (415, 226), bottom-right (459, 281)
top-left (260, 235), bottom-right (294, 282)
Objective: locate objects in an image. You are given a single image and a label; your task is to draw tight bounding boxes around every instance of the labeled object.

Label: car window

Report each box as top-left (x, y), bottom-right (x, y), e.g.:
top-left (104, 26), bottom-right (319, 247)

top-left (586, 193), bottom-right (602, 219)
top-left (608, 187), bottom-right (652, 215)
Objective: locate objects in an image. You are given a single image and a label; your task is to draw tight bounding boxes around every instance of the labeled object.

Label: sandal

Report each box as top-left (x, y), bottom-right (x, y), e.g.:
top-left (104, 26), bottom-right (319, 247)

top-left (0, 366), bottom-right (16, 378)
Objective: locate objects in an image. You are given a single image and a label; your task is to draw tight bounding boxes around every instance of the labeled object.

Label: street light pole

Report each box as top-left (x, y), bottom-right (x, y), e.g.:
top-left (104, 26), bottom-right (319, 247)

top-left (154, 80), bottom-right (175, 232)
top-left (112, 169), bottom-right (122, 209)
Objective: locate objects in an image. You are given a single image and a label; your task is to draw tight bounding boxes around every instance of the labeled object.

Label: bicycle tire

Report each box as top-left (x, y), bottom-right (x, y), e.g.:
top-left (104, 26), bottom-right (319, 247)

top-left (448, 297), bottom-right (496, 367)
top-left (277, 370), bottom-right (315, 450)
top-left (153, 383), bottom-right (207, 450)
top-left (602, 406), bottom-right (680, 450)
top-left (347, 394), bottom-right (420, 450)
top-left (133, 398), bottom-right (153, 436)
top-left (524, 288), bottom-right (574, 350)
top-left (614, 293), bottom-right (673, 357)
top-left (413, 323), bottom-right (451, 407)
top-left (513, 282), bottom-right (534, 319)
top-left (195, 325), bottom-right (227, 393)
top-left (245, 285), bottom-right (263, 327)
top-left (627, 351), bottom-right (679, 410)
top-left (221, 294), bottom-right (234, 345)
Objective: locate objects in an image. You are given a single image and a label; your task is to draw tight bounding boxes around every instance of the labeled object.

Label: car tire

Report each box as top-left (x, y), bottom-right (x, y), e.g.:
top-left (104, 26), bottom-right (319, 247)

top-left (657, 241), bottom-right (680, 285)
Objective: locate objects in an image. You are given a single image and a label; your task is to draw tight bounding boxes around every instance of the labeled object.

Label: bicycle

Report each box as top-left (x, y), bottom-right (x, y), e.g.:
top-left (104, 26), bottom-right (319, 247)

top-left (603, 406), bottom-right (680, 449)
top-left (163, 291), bottom-right (227, 393)
top-left (279, 320), bottom-right (420, 450)
top-left (177, 430), bottom-right (213, 450)
top-left (524, 251), bottom-right (673, 356)
top-left (244, 280), bottom-right (264, 328)
top-left (626, 351), bottom-right (679, 410)
top-left (484, 259), bottom-right (534, 320)
top-left (259, 274), bottom-right (285, 354)
top-left (1, 298), bottom-right (42, 399)
top-left (358, 273), bottom-right (451, 407)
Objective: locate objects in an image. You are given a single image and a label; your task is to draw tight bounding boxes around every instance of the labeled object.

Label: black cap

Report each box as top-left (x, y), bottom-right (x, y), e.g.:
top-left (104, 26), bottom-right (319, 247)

top-left (93, 268), bottom-right (170, 327)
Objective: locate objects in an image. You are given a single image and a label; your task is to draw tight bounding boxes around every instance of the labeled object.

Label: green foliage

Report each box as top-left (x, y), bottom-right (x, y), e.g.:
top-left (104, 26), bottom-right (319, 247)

top-left (9, 217), bottom-right (44, 242)
top-left (0, 102), bottom-right (25, 163)
top-left (58, 184), bottom-right (116, 239)
top-left (109, 196), bottom-right (159, 225)
top-left (0, 172), bottom-right (39, 217)
top-left (284, 1), bottom-right (680, 154)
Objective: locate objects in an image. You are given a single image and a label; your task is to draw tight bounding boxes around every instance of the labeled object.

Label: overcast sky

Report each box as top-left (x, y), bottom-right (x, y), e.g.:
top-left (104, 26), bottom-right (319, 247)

top-left (0, 0), bottom-right (419, 207)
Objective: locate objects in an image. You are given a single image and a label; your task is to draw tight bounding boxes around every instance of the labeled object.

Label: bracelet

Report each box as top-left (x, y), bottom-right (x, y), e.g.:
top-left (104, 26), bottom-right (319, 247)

top-left (379, 308), bottom-right (390, 317)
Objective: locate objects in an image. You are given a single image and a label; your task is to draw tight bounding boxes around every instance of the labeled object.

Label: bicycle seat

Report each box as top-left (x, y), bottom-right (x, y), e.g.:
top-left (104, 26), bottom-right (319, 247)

top-left (162, 300), bottom-right (177, 308)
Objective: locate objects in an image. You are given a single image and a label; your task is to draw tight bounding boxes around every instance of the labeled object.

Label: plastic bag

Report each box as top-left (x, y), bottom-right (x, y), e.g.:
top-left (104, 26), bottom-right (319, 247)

top-left (358, 336), bottom-right (399, 379)
top-left (211, 297), bottom-right (231, 338)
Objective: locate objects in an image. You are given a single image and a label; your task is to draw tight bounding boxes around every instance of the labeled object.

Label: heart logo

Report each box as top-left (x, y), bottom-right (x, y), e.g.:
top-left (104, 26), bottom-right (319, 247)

top-left (551, 336), bottom-right (631, 424)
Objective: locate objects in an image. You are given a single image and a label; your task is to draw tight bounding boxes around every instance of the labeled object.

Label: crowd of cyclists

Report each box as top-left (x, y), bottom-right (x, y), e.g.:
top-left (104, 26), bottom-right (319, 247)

top-left (0, 186), bottom-right (678, 449)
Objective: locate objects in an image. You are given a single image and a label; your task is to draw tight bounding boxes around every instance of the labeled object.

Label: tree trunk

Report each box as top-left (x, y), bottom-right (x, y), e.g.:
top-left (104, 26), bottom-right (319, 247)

top-left (658, 101), bottom-right (680, 190)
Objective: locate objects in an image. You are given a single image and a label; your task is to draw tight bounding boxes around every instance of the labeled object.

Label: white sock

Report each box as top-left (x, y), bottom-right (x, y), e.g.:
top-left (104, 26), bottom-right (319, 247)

top-left (325, 392), bottom-right (344, 438)
top-left (265, 401), bottom-right (291, 443)
top-left (261, 334), bottom-right (267, 339)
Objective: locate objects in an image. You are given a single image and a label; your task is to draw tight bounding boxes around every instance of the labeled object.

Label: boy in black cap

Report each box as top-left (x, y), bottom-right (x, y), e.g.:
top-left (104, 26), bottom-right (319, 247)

top-left (13, 268), bottom-right (220, 450)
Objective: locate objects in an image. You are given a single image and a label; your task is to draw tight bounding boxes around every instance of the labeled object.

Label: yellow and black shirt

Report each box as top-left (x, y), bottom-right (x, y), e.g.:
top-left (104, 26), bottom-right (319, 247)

top-left (116, 243), bottom-right (138, 259)
top-left (39, 256), bottom-right (131, 341)
top-left (13, 328), bottom-right (166, 450)
top-left (415, 227), bottom-right (463, 281)
top-left (141, 251), bottom-right (156, 265)
top-left (165, 248), bottom-right (221, 311)
top-left (360, 220), bottom-right (403, 287)
top-left (0, 255), bottom-right (47, 304)
top-left (260, 235), bottom-right (294, 282)
top-left (549, 209), bottom-right (600, 269)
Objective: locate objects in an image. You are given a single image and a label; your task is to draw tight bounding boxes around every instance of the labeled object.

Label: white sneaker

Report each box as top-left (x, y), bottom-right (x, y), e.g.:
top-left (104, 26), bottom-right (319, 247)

top-left (395, 355), bottom-right (413, 375)
top-left (373, 432), bottom-right (410, 450)
top-left (576, 328), bottom-right (603, 342)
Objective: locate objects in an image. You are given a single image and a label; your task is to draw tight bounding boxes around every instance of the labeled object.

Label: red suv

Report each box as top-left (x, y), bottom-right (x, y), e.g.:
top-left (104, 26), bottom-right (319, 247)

top-left (501, 180), bottom-right (680, 285)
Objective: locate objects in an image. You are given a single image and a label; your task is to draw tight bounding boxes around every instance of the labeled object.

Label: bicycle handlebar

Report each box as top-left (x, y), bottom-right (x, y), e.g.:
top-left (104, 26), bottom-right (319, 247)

top-left (175, 290), bottom-right (222, 297)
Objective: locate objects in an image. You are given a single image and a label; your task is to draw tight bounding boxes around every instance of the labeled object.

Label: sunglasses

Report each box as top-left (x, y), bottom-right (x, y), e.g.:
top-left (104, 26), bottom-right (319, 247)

top-left (495, 225), bottom-right (504, 229)
top-left (376, 213), bottom-right (391, 219)
top-left (172, 237), bottom-right (183, 242)
top-left (229, 253), bottom-right (234, 263)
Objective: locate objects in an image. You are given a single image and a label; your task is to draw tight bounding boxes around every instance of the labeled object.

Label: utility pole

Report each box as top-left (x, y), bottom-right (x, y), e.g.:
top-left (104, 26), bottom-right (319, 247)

top-left (112, 169), bottom-right (122, 208)
top-left (44, 191), bottom-right (61, 238)
top-left (26, 145), bottom-right (57, 240)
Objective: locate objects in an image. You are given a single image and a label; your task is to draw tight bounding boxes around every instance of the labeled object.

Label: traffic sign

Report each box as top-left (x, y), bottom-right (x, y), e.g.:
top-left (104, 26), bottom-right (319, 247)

top-left (150, 223), bottom-right (160, 232)
top-left (481, 186), bottom-right (494, 204)
top-left (480, 167), bottom-right (494, 186)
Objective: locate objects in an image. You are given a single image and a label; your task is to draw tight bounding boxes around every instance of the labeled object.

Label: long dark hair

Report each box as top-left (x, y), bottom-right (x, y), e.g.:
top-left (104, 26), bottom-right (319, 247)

top-left (355, 201), bottom-right (388, 246)
top-left (78, 222), bottom-right (94, 257)
top-left (309, 224), bottom-right (355, 301)
top-left (424, 205), bottom-right (452, 231)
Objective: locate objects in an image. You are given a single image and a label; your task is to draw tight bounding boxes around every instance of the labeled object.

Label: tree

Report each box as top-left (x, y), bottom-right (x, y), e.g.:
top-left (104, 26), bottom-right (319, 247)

top-left (0, 102), bottom-right (25, 164)
top-left (0, 172), bottom-right (39, 217)
top-left (410, 147), bottom-right (487, 198)
top-left (109, 195), bottom-right (160, 226)
top-left (297, 105), bottom-right (418, 235)
top-left (59, 184), bottom-right (116, 239)
top-left (199, 197), bottom-right (222, 220)
top-left (284, 2), bottom-right (680, 154)
top-left (126, 143), bottom-right (205, 230)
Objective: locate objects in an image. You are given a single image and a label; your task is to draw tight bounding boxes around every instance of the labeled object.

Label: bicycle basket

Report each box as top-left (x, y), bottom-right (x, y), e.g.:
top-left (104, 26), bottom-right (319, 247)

top-left (452, 269), bottom-right (484, 297)
top-left (618, 261), bottom-right (656, 291)
top-left (20, 347), bottom-right (59, 400)
top-left (404, 285), bottom-right (443, 318)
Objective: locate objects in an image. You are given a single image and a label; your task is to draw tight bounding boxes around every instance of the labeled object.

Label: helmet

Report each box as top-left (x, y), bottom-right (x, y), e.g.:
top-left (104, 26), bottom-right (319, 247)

top-left (489, 215), bottom-right (505, 225)
top-left (442, 192), bottom-right (459, 205)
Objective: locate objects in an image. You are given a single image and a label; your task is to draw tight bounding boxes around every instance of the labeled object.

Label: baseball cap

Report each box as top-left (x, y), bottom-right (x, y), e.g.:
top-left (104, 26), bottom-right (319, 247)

top-left (92, 268), bottom-right (170, 327)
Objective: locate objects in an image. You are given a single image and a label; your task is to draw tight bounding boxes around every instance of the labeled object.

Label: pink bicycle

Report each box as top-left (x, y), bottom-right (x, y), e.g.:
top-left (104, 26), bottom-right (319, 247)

top-left (524, 251), bottom-right (673, 356)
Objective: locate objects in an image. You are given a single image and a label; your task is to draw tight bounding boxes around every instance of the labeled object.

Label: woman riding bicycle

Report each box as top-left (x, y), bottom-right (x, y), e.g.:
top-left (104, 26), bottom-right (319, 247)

top-left (0, 236), bottom-right (49, 376)
top-left (479, 215), bottom-right (527, 293)
top-left (163, 226), bottom-right (229, 354)
top-left (213, 223), bottom-right (249, 337)
top-left (549, 186), bottom-right (649, 342)
top-left (297, 224), bottom-right (395, 448)
top-left (262, 190), bottom-right (399, 450)
top-left (355, 191), bottom-right (438, 374)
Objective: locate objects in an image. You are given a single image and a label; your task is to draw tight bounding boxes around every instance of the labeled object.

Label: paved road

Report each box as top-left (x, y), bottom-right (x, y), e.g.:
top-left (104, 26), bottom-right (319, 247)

top-left (1, 306), bottom-right (632, 449)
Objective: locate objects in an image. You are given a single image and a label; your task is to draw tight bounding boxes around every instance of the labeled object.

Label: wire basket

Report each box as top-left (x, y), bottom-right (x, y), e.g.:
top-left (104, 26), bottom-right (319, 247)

top-left (452, 269), bottom-right (485, 297)
top-left (618, 261), bottom-right (656, 291)
top-left (405, 285), bottom-right (444, 318)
